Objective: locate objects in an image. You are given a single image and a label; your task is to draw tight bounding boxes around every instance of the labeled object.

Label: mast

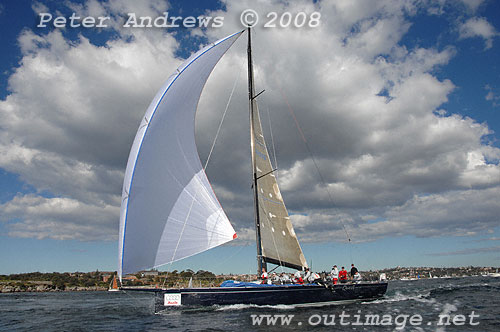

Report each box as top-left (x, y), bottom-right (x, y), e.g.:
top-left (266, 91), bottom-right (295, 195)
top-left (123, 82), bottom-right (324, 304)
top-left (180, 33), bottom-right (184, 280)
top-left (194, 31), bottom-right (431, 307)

top-left (247, 27), bottom-right (266, 274)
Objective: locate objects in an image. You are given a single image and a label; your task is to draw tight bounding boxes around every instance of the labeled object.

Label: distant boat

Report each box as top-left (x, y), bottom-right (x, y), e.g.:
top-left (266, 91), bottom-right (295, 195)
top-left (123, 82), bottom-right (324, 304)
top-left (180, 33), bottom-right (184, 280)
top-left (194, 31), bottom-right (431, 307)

top-left (486, 269), bottom-right (500, 277)
top-left (108, 275), bottom-right (119, 292)
top-left (117, 28), bottom-right (387, 309)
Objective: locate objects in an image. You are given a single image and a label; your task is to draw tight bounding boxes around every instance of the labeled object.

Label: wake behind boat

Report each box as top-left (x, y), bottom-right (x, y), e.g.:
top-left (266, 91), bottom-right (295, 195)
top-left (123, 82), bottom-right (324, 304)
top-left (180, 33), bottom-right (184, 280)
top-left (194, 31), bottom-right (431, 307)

top-left (118, 28), bottom-right (387, 309)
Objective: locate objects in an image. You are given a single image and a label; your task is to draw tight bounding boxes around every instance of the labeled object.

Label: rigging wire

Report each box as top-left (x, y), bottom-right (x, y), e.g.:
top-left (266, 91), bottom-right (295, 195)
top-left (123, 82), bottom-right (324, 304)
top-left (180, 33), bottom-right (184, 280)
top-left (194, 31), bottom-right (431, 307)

top-left (253, 30), bottom-right (355, 258)
top-left (209, 244), bottom-right (247, 270)
top-left (276, 86), bottom-right (354, 256)
top-left (265, 105), bottom-right (279, 179)
top-left (251, 38), bottom-right (279, 176)
top-left (204, 59), bottom-right (246, 171)
top-left (122, 289), bottom-right (151, 312)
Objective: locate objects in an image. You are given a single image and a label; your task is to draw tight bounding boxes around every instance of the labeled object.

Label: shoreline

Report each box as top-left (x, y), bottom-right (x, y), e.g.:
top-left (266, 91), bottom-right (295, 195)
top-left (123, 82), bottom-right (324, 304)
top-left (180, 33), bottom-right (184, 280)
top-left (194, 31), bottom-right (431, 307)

top-left (0, 285), bottom-right (107, 293)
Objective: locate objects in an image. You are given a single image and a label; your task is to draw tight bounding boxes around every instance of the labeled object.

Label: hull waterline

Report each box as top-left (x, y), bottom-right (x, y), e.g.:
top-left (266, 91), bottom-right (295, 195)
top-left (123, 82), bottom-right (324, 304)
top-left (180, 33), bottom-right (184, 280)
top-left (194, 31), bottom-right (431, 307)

top-left (123, 282), bottom-right (388, 310)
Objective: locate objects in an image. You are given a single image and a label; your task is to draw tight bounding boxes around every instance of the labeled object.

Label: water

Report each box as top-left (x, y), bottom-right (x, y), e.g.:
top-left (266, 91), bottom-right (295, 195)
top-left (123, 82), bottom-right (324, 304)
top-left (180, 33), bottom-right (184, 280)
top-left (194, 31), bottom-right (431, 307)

top-left (1, 276), bottom-right (499, 331)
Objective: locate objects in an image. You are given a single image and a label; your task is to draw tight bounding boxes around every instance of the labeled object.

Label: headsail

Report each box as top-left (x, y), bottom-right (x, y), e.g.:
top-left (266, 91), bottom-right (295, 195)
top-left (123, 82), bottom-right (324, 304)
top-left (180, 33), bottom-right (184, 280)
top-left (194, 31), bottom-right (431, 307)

top-left (247, 30), bottom-right (307, 271)
top-left (118, 31), bottom-right (243, 279)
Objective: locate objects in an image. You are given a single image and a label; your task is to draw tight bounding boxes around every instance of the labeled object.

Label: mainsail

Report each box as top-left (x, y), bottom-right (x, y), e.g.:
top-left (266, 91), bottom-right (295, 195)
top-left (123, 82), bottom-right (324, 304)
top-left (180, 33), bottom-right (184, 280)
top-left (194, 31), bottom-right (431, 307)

top-left (247, 31), bottom-right (308, 271)
top-left (250, 99), bottom-right (308, 270)
top-left (118, 31), bottom-right (243, 279)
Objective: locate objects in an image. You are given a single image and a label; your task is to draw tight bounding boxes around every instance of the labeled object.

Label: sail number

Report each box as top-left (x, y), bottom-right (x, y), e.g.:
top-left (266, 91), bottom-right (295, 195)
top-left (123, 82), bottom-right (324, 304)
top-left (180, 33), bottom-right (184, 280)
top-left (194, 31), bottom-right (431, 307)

top-left (264, 12), bottom-right (321, 28)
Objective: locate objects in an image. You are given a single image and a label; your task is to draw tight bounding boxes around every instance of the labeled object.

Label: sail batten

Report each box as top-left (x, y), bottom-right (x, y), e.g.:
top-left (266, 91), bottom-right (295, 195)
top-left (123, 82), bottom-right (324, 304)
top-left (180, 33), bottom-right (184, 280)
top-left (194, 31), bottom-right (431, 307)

top-left (118, 31), bottom-right (243, 279)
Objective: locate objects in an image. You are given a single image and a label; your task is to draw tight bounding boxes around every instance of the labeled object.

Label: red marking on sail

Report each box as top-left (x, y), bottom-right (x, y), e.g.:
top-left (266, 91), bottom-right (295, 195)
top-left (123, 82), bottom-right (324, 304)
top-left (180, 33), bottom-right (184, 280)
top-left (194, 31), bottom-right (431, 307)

top-left (233, 233), bottom-right (238, 239)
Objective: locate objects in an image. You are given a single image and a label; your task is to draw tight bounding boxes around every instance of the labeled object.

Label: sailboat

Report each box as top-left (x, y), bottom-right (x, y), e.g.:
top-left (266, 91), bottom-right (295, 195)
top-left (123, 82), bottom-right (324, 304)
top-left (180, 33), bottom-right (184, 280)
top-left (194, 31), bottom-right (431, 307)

top-left (486, 269), bottom-right (500, 277)
top-left (118, 28), bottom-right (387, 309)
top-left (108, 275), bottom-right (119, 292)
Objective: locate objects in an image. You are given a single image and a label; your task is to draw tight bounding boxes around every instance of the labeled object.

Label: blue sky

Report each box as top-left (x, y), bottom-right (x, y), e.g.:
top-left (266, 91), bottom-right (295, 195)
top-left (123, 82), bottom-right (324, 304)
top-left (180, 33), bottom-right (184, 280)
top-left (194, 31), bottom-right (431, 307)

top-left (1, 0), bottom-right (499, 275)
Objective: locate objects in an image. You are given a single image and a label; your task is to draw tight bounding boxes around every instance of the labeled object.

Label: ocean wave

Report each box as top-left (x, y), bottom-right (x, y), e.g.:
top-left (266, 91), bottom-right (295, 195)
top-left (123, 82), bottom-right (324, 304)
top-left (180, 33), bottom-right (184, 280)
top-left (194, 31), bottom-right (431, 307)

top-left (430, 283), bottom-right (499, 297)
top-left (215, 303), bottom-right (299, 311)
top-left (363, 291), bottom-right (435, 305)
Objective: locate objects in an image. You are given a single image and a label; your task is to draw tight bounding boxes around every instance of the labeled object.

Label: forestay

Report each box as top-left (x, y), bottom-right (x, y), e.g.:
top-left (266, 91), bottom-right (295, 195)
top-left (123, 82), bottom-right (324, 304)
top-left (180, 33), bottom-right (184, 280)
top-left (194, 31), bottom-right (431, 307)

top-left (118, 31), bottom-right (243, 279)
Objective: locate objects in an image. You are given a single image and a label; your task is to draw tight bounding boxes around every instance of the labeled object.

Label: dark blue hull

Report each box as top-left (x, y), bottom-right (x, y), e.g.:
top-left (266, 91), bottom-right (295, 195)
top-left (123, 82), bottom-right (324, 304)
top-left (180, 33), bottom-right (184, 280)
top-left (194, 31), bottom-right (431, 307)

top-left (151, 282), bottom-right (387, 310)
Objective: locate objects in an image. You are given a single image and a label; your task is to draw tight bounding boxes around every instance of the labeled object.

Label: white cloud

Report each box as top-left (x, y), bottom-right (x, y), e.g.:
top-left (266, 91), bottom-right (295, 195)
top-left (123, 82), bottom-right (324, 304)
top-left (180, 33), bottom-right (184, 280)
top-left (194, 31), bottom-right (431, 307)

top-left (425, 0), bottom-right (485, 16)
top-left (484, 84), bottom-right (499, 106)
top-left (459, 0), bottom-right (484, 12)
top-left (0, 0), bottom-right (499, 247)
top-left (287, 187), bottom-right (500, 244)
top-left (458, 17), bottom-right (498, 49)
top-left (427, 245), bottom-right (500, 256)
top-left (1, 195), bottom-right (118, 240)
top-left (31, 1), bottom-right (49, 14)
top-left (0, 0), bottom-right (181, 239)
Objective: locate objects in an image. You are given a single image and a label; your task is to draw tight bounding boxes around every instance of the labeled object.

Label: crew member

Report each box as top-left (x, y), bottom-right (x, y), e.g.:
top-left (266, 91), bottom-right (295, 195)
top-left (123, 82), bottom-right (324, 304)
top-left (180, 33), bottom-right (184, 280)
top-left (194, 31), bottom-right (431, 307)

top-left (293, 271), bottom-right (304, 285)
top-left (271, 272), bottom-right (280, 285)
top-left (350, 264), bottom-right (358, 279)
top-left (339, 266), bottom-right (348, 283)
top-left (304, 267), bottom-right (311, 282)
top-left (331, 265), bottom-right (339, 285)
top-left (280, 272), bottom-right (290, 284)
top-left (261, 268), bottom-right (268, 284)
top-left (353, 271), bottom-right (362, 283)
top-left (309, 272), bottom-right (321, 283)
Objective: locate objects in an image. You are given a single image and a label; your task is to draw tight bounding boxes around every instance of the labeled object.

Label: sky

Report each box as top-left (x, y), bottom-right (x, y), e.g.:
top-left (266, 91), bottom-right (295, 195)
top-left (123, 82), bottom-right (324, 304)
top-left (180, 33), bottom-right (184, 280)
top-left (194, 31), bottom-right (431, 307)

top-left (0, 0), bottom-right (499, 275)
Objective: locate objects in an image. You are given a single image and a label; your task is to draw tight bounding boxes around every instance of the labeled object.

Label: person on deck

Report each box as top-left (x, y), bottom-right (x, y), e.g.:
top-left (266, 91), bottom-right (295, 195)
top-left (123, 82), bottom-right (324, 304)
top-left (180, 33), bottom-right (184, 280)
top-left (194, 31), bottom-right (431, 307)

top-left (309, 272), bottom-right (321, 283)
top-left (280, 272), bottom-right (290, 284)
top-left (339, 266), bottom-right (348, 283)
top-left (353, 271), bottom-right (362, 283)
top-left (304, 267), bottom-right (311, 282)
top-left (350, 264), bottom-right (358, 280)
top-left (293, 271), bottom-right (304, 285)
top-left (271, 272), bottom-right (280, 285)
top-left (261, 268), bottom-right (269, 284)
top-left (331, 265), bottom-right (339, 285)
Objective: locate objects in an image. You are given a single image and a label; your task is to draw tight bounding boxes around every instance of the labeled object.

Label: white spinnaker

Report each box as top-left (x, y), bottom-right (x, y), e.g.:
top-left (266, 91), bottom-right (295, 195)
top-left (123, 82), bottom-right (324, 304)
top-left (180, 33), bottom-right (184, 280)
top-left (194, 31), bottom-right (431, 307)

top-left (118, 31), bottom-right (242, 279)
